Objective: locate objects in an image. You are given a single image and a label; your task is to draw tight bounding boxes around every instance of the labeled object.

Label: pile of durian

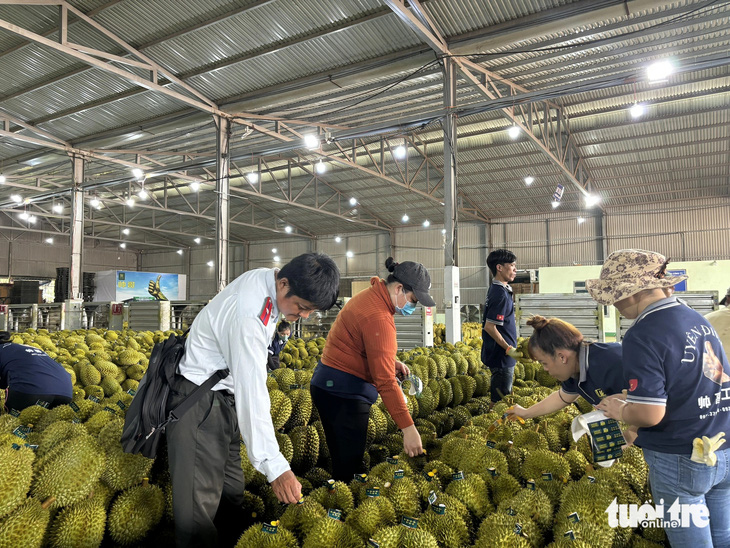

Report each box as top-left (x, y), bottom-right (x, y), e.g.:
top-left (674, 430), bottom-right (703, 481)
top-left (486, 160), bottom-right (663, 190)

top-left (0, 330), bottom-right (667, 547)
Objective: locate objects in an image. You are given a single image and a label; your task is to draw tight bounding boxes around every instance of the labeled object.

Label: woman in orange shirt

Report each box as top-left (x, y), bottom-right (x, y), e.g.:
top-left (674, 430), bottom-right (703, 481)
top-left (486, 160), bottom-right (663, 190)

top-left (310, 257), bottom-right (435, 481)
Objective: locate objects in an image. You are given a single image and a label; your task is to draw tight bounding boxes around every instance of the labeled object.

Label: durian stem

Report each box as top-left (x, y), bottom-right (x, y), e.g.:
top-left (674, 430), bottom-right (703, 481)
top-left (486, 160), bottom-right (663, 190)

top-left (41, 497), bottom-right (56, 509)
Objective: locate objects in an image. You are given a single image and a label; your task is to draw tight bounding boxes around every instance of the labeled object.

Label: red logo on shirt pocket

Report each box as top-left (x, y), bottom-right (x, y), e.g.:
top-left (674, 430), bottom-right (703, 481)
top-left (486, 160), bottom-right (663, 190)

top-left (629, 379), bottom-right (638, 392)
top-left (496, 314), bottom-right (504, 321)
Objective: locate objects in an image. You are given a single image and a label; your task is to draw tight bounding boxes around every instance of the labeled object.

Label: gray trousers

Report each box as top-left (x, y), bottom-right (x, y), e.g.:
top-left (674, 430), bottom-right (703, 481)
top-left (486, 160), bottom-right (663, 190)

top-left (166, 375), bottom-right (245, 548)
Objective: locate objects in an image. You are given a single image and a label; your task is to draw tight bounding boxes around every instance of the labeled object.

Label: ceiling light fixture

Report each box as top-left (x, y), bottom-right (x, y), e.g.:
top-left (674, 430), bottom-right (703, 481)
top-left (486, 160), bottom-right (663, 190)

top-left (585, 194), bottom-right (601, 208)
top-left (272, 248), bottom-right (277, 253)
top-left (122, 228), bottom-right (130, 235)
top-left (45, 237), bottom-right (54, 244)
top-left (346, 251), bottom-right (354, 258)
top-left (508, 124), bottom-right (521, 139)
top-left (194, 237), bottom-right (201, 244)
top-left (402, 214), bottom-right (409, 223)
top-left (524, 176), bottom-right (534, 185)
top-left (349, 197), bottom-right (357, 206)
top-left (89, 197), bottom-right (100, 208)
top-left (273, 255), bottom-right (280, 262)
top-left (577, 216), bottom-right (586, 224)
top-left (28, 215), bottom-right (36, 224)
top-left (303, 134), bottom-right (319, 149)
top-left (126, 198), bottom-right (135, 207)
top-left (206, 260), bottom-right (214, 267)
top-left (246, 172), bottom-right (259, 184)
top-left (442, 229), bottom-right (447, 235)
top-left (52, 204), bottom-right (63, 213)
top-left (132, 168), bottom-right (144, 179)
top-left (334, 236), bottom-right (342, 243)
top-left (423, 220), bottom-right (430, 227)
top-left (10, 194), bottom-right (22, 203)
top-left (551, 201), bottom-right (560, 209)
top-left (138, 188), bottom-right (148, 200)
top-left (190, 181), bottom-right (201, 192)
top-left (284, 226), bottom-right (292, 233)
top-left (315, 159), bottom-right (326, 174)
top-left (0, 174), bottom-right (6, 184)
top-left (394, 145), bottom-right (407, 159)
top-left (647, 59), bottom-right (674, 82)
top-left (176, 249), bottom-right (183, 255)
top-left (630, 103), bottom-right (645, 118)
top-left (19, 212), bottom-right (29, 221)
top-left (119, 243), bottom-right (126, 249)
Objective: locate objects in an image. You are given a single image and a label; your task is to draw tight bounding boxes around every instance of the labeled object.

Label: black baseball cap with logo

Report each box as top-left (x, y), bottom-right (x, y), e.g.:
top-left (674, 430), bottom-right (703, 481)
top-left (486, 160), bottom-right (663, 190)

top-left (393, 261), bottom-right (436, 307)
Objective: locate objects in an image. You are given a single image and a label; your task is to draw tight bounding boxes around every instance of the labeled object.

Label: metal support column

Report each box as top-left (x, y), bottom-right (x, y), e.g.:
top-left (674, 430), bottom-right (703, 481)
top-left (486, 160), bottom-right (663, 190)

top-left (69, 156), bottom-right (84, 300)
top-left (215, 116), bottom-right (231, 292)
top-left (443, 57), bottom-right (461, 344)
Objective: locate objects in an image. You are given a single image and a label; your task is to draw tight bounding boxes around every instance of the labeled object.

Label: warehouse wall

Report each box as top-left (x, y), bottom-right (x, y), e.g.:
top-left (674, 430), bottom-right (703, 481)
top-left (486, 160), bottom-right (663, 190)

top-left (0, 233), bottom-right (137, 278)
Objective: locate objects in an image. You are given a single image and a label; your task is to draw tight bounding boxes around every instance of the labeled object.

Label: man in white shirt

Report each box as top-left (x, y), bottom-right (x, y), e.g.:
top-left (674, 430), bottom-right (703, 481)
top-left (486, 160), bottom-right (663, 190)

top-left (706, 287), bottom-right (730, 351)
top-left (166, 253), bottom-right (340, 547)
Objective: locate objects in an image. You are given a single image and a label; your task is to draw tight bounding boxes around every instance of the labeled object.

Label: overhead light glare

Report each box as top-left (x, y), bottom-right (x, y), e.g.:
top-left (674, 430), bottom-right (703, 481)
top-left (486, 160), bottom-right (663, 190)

top-left (122, 228), bottom-right (130, 235)
top-left (394, 145), bottom-right (407, 159)
top-left (119, 243), bottom-right (126, 249)
top-left (442, 229), bottom-right (447, 235)
top-left (10, 194), bottom-right (22, 203)
top-left (334, 236), bottom-right (342, 243)
top-left (176, 249), bottom-right (183, 255)
top-left (190, 181), bottom-right (201, 192)
top-left (194, 237), bottom-right (201, 244)
top-left (125, 198), bottom-right (135, 207)
top-left (206, 260), bottom-right (214, 267)
top-left (132, 168), bottom-right (144, 179)
top-left (647, 59), bottom-right (674, 82)
top-left (401, 214), bottom-right (409, 223)
top-left (303, 134), bottom-right (319, 149)
top-left (272, 248), bottom-right (277, 253)
top-left (585, 194), bottom-right (601, 208)
top-left (630, 103), bottom-right (646, 119)
top-left (346, 251), bottom-right (354, 258)
top-left (315, 159), bottom-right (326, 174)
top-left (19, 212), bottom-right (29, 221)
top-left (551, 200), bottom-right (560, 209)
top-left (577, 216), bottom-right (586, 224)
top-left (89, 197), bottom-right (100, 208)
top-left (138, 188), bottom-right (148, 200)
top-left (423, 220), bottom-right (430, 227)
top-left (246, 172), bottom-right (259, 184)
top-left (508, 125), bottom-right (521, 139)
top-left (45, 237), bottom-right (54, 244)
top-left (284, 226), bottom-right (292, 233)
top-left (28, 215), bottom-right (36, 224)
top-left (273, 255), bottom-right (280, 262)
top-left (524, 176), bottom-right (534, 185)
top-left (0, 174), bottom-right (6, 184)
top-left (52, 204), bottom-right (63, 213)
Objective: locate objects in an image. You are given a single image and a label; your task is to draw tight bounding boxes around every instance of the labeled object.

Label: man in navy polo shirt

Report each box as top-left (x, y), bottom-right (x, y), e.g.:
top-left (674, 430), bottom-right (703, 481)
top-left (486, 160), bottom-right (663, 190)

top-left (482, 249), bottom-right (520, 403)
top-left (591, 250), bottom-right (730, 548)
top-left (0, 333), bottom-right (73, 412)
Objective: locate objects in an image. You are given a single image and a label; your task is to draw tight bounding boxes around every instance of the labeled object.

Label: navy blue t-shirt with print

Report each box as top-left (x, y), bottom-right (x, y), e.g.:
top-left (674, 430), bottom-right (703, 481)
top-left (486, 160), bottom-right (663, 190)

top-left (481, 281), bottom-right (517, 369)
top-left (561, 342), bottom-right (624, 406)
top-left (0, 342), bottom-right (73, 397)
top-left (624, 297), bottom-right (730, 455)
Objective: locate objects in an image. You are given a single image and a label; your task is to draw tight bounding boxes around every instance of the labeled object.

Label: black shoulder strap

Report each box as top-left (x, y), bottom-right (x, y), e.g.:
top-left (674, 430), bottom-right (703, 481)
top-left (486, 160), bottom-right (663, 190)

top-left (161, 368), bottom-right (230, 428)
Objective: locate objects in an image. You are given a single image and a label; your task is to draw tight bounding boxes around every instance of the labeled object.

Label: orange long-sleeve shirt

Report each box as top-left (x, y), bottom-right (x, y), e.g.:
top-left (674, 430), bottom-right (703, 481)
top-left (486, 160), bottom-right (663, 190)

top-left (321, 277), bottom-right (413, 429)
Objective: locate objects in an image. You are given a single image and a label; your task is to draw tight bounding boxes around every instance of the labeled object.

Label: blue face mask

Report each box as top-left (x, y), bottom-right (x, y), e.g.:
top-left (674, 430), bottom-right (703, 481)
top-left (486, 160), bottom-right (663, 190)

top-left (394, 290), bottom-right (417, 316)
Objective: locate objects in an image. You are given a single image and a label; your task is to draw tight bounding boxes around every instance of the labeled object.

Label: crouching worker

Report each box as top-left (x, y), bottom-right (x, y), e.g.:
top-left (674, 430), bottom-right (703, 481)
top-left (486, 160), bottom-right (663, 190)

top-left (0, 332), bottom-right (73, 412)
top-left (507, 316), bottom-right (625, 425)
top-left (166, 253), bottom-right (340, 548)
top-left (266, 320), bottom-right (291, 371)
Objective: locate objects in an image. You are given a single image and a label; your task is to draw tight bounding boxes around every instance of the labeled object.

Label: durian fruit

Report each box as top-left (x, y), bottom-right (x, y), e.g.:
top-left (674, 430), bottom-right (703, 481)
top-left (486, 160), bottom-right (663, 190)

top-left (240, 443), bottom-right (268, 492)
top-left (269, 389), bottom-right (293, 430)
top-left (18, 404), bottom-right (48, 426)
top-left (31, 433), bottom-right (105, 508)
top-left (411, 469), bottom-right (443, 506)
top-left (101, 445), bottom-right (154, 491)
top-left (279, 498), bottom-right (326, 540)
top-left (368, 456), bottom-right (412, 483)
top-left (381, 472), bottom-right (419, 521)
top-left (241, 491), bottom-right (266, 522)
top-left (498, 488), bottom-right (554, 533)
top-left (272, 368), bottom-right (297, 392)
top-left (107, 479), bottom-right (165, 545)
top-left (235, 521), bottom-right (299, 548)
top-left (474, 512), bottom-right (542, 548)
top-left (369, 405), bottom-right (388, 443)
top-left (520, 448), bottom-right (571, 505)
top-left (289, 425), bottom-right (319, 474)
top-left (47, 497), bottom-right (107, 548)
top-left (551, 520), bottom-right (614, 547)
top-left (308, 480), bottom-right (354, 517)
top-left (285, 388), bottom-right (313, 429)
top-left (345, 487), bottom-right (397, 540)
top-left (419, 499), bottom-right (470, 548)
top-left (372, 518), bottom-right (439, 548)
top-left (302, 510), bottom-right (362, 548)
top-left (486, 471), bottom-right (522, 507)
top-left (277, 431), bottom-right (294, 464)
top-left (0, 496), bottom-right (55, 548)
top-left (83, 409), bottom-right (115, 437)
top-left (0, 444), bottom-right (35, 519)
top-left (563, 449), bottom-right (589, 480)
top-left (444, 472), bottom-right (492, 519)
top-left (304, 467), bottom-right (332, 490)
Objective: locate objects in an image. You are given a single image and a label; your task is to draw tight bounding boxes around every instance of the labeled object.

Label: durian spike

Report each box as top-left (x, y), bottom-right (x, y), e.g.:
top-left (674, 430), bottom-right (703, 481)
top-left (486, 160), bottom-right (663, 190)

top-left (41, 497), bottom-right (57, 509)
top-left (141, 477), bottom-right (150, 487)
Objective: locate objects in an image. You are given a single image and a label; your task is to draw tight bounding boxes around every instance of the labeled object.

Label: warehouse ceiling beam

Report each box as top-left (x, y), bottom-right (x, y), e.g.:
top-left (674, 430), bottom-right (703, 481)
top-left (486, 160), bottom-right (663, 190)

top-left (384, 0), bottom-right (596, 205)
top-left (0, 3), bottom-right (336, 144)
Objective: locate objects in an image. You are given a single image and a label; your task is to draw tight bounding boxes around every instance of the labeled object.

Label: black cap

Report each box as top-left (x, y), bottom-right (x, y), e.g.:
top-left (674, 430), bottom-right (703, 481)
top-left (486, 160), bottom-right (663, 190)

top-left (393, 261), bottom-right (436, 307)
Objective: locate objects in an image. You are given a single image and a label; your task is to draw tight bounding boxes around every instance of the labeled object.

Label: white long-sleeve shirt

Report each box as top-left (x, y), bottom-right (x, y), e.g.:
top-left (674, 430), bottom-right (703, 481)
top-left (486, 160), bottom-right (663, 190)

top-left (178, 267), bottom-right (289, 483)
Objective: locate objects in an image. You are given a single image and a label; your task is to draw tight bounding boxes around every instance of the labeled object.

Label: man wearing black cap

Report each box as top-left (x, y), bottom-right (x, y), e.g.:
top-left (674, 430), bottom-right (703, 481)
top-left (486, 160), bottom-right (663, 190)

top-left (310, 257), bottom-right (435, 481)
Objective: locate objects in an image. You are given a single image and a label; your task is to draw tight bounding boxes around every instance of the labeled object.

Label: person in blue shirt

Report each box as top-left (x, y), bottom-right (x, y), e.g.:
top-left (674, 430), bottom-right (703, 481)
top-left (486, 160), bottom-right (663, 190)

top-left (266, 321), bottom-right (291, 371)
top-left (506, 315), bottom-right (624, 421)
top-left (482, 249), bottom-right (520, 403)
top-left (591, 250), bottom-right (730, 548)
top-left (0, 332), bottom-right (73, 412)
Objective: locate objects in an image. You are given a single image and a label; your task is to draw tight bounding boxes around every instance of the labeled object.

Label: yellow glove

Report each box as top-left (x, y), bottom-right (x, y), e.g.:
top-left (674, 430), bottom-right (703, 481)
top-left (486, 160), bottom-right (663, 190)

top-left (691, 432), bottom-right (726, 466)
top-left (506, 346), bottom-right (523, 359)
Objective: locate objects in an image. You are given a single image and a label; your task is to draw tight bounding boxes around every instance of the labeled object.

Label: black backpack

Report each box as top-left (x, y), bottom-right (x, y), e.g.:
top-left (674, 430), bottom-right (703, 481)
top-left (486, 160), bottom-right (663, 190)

top-left (121, 330), bottom-right (229, 458)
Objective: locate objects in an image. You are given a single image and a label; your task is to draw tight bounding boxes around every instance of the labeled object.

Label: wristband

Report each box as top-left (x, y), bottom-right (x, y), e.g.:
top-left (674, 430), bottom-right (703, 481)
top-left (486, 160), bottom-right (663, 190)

top-left (618, 401), bottom-right (628, 423)
top-left (505, 346), bottom-right (513, 354)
